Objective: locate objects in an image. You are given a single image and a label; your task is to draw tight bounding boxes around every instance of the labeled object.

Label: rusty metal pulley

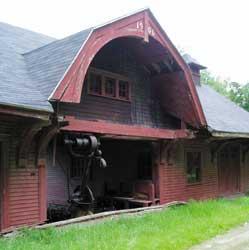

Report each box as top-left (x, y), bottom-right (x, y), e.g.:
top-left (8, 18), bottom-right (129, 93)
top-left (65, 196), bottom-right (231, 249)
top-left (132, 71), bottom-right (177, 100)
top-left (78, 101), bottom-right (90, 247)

top-left (64, 135), bottom-right (98, 157)
top-left (64, 134), bottom-right (107, 213)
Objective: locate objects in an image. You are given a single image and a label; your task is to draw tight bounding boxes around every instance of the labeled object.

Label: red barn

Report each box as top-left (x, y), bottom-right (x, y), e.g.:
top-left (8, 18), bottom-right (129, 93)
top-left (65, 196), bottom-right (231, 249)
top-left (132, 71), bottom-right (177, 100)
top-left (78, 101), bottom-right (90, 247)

top-left (1, 9), bottom-right (249, 232)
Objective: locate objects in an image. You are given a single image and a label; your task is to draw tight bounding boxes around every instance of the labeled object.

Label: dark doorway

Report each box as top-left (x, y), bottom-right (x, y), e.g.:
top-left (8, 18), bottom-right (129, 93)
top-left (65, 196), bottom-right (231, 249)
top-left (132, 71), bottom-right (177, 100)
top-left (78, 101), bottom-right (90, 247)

top-left (218, 145), bottom-right (240, 196)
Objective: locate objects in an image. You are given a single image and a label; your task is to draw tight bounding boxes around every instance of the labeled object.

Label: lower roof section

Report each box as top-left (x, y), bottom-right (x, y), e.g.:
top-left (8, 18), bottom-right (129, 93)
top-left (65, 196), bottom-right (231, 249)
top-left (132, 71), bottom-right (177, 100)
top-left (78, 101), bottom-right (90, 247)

top-left (61, 116), bottom-right (193, 140)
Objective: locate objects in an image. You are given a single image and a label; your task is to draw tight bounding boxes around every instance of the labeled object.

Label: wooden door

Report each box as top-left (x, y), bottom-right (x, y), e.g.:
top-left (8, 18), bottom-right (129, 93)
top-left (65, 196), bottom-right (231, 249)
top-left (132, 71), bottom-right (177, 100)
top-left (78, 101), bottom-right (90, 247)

top-left (218, 145), bottom-right (240, 196)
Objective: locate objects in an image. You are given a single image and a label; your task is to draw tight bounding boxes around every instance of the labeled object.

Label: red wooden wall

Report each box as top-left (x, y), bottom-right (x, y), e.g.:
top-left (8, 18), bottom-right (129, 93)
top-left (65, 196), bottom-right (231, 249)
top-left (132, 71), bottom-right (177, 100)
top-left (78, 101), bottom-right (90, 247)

top-left (1, 114), bottom-right (249, 232)
top-left (0, 116), bottom-right (46, 232)
top-left (157, 140), bottom-right (249, 204)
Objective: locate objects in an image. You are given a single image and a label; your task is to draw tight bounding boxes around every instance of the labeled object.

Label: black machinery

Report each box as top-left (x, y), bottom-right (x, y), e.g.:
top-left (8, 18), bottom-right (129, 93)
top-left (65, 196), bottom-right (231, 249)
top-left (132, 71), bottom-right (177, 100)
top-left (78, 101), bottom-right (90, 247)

top-left (64, 134), bottom-right (107, 215)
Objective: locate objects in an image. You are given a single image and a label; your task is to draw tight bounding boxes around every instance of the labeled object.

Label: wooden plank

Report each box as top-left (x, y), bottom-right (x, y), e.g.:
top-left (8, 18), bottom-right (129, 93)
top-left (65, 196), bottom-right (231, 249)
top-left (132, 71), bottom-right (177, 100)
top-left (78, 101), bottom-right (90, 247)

top-left (37, 201), bottom-right (186, 229)
top-left (62, 117), bottom-right (192, 139)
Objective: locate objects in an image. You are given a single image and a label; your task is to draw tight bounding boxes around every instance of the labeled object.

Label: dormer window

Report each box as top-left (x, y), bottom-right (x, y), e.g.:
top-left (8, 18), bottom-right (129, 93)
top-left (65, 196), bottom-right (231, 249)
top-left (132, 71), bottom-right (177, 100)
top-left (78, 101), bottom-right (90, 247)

top-left (105, 77), bottom-right (116, 97)
top-left (89, 72), bottom-right (102, 95)
top-left (119, 80), bottom-right (130, 100)
top-left (88, 67), bottom-right (131, 101)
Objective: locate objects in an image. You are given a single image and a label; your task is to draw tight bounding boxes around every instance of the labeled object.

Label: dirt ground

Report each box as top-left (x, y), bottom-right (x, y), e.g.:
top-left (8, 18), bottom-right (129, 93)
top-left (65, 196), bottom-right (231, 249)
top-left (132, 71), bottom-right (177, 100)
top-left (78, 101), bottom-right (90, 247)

top-left (190, 222), bottom-right (249, 250)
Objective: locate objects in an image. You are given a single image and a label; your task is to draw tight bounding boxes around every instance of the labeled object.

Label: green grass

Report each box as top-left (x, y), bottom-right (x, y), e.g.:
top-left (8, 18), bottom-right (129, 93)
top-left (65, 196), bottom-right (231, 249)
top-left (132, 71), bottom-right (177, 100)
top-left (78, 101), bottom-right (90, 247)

top-left (2, 197), bottom-right (249, 250)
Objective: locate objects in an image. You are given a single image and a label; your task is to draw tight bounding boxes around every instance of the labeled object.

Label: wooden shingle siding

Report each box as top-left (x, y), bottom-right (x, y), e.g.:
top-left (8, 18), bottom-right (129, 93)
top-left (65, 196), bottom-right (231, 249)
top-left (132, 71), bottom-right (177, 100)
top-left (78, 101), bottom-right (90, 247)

top-left (59, 40), bottom-right (181, 129)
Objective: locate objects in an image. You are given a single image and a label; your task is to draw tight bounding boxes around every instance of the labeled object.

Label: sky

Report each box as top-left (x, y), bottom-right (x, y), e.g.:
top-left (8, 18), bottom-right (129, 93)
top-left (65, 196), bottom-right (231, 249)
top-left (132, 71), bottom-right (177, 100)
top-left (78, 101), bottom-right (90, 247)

top-left (1, 0), bottom-right (248, 83)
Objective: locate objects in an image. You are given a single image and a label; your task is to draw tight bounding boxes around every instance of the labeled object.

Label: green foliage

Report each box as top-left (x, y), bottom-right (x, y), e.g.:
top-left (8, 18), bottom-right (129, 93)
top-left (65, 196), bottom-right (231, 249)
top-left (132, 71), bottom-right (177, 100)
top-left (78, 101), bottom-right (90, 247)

top-left (2, 197), bottom-right (249, 250)
top-left (201, 70), bottom-right (249, 112)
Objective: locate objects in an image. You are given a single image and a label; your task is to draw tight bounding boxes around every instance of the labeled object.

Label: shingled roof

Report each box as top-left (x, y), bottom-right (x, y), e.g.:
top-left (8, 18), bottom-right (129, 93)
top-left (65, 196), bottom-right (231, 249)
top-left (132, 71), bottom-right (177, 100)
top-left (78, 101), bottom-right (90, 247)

top-left (196, 84), bottom-right (249, 137)
top-left (0, 22), bottom-right (56, 112)
top-left (24, 28), bottom-right (92, 99)
top-left (1, 15), bottom-right (249, 137)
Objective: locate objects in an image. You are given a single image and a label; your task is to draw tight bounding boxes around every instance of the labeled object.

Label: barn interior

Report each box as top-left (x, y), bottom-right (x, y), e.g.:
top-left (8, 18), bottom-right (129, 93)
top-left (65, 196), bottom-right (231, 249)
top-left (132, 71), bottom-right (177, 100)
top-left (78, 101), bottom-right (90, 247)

top-left (46, 134), bottom-right (160, 221)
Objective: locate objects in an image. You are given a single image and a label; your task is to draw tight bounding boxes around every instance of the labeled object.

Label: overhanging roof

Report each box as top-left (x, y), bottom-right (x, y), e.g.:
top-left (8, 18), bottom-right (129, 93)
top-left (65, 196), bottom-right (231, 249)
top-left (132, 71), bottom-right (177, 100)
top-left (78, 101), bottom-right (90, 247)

top-left (196, 84), bottom-right (249, 137)
top-left (0, 22), bottom-right (55, 112)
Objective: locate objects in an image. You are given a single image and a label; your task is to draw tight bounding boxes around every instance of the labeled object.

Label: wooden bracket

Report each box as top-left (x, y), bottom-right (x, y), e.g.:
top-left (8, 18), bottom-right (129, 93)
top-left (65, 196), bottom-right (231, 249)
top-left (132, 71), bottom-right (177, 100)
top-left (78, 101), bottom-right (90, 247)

top-left (36, 125), bottom-right (58, 166)
top-left (210, 139), bottom-right (243, 163)
top-left (17, 121), bottom-right (49, 168)
top-left (160, 140), bottom-right (175, 165)
top-left (36, 120), bottom-right (68, 166)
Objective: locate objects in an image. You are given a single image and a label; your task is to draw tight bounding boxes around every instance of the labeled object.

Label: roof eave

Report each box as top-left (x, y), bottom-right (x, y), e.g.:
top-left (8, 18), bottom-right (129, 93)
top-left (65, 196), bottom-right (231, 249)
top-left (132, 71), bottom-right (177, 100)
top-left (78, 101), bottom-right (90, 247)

top-left (0, 102), bottom-right (53, 120)
top-left (210, 130), bottom-right (249, 139)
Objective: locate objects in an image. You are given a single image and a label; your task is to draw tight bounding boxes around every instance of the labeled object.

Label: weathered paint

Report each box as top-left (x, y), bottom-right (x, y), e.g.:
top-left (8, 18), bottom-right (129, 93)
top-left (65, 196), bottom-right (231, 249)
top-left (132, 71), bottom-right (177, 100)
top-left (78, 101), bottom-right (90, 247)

top-left (51, 9), bottom-right (206, 127)
top-left (0, 115), bottom-right (49, 232)
top-left (157, 140), bottom-right (247, 204)
top-left (62, 117), bottom-right (191, 140)
top-left (59, 39), bottom-right (181, 130)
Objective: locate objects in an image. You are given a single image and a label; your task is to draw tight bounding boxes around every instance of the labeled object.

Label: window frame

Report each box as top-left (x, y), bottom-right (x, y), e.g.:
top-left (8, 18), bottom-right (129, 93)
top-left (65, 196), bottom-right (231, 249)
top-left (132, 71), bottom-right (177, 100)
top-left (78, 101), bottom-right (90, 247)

top-left (87, 67), bottom-right (131, 101)
top-left (185, 149), bottom-right (203, 185)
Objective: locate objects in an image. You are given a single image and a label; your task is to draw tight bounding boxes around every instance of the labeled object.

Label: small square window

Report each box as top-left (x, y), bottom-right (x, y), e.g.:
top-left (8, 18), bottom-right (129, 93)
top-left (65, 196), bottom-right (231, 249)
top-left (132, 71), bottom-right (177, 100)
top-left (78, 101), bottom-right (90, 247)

top-left (186, 152), bottom-right (201, 183)
top-left (89, 73), bottom-right (102, 95)
top-left (105, 77), bottom-right (116, 97)
top-left (119, 80), bottom-right (129, 100)
top-left (87, 68), bottom-right (131, 101)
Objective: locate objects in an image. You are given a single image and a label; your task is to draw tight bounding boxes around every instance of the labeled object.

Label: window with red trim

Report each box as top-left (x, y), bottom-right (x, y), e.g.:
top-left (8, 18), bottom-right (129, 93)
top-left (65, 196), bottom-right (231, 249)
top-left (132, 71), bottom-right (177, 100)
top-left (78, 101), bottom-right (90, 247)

top-left (119, 80), bottom-right (130, 100)
top-left (88, 68), bottom-right (131, 101)
top-left (105, 77), bottom-right (116, 97)
top-left (89, 72), bottom-right (102, 95)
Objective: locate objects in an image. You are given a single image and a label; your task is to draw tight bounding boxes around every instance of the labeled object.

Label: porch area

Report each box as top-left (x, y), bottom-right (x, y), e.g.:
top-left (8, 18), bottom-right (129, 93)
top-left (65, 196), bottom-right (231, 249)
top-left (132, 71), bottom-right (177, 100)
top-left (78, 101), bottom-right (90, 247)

top-left (46, 135), bottom-right (161, 221)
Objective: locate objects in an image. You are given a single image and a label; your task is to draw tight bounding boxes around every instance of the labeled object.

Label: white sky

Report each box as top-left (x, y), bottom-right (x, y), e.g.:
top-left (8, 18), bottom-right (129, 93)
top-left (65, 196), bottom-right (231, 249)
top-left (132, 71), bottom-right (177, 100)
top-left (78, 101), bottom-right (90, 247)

top-left (1, 0), bottom-right (248, 83)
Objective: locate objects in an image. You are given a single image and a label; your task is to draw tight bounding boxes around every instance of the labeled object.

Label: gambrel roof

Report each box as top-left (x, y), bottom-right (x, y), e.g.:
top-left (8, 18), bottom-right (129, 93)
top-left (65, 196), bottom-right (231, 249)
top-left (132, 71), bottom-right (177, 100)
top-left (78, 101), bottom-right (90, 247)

top-left (0, 22), bottom-right (55, 112)
top-left (1, 10), bottom-right (249, 136)
top-left (24, 28), bottom-right (92, 99)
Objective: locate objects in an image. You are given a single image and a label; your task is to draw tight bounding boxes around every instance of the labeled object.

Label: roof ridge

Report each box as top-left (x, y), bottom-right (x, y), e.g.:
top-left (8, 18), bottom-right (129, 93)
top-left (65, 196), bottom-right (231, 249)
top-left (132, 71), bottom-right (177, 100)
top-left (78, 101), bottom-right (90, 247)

top-left (23, 7), bottom-right (149, 56)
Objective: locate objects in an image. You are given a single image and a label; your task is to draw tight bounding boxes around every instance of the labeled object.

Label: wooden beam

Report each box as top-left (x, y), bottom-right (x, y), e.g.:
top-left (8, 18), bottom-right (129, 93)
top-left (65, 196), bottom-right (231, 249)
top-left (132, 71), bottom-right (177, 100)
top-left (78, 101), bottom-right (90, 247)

top-left (61, 116), bottom-right (193, 140)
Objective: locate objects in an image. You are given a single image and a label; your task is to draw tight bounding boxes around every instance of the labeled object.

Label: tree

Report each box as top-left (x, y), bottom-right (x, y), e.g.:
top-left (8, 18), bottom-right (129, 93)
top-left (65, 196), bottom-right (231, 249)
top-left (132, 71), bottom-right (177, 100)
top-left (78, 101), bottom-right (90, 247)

top-left (201, 70), bottom-right (249, 112)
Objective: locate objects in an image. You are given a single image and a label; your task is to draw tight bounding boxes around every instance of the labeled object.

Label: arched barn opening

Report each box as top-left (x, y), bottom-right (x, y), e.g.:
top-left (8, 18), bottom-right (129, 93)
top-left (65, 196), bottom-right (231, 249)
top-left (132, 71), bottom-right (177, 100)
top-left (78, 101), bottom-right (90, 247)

top-left (46, 13), bottom-right (201, 222)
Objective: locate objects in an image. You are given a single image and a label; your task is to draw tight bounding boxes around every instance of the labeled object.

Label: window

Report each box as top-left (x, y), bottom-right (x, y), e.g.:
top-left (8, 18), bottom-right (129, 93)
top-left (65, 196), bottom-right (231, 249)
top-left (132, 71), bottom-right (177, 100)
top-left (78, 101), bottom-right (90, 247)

top-left (186, 151), bottom-right (202, 183)
top-left (89, 72), bottom-right (102, 95)
top-left (105, 77), bottom-right (116, 97)
top-left (87, 67), bottom-right (131, 101)
top-left (119, 80), bottom-right (130, 100)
